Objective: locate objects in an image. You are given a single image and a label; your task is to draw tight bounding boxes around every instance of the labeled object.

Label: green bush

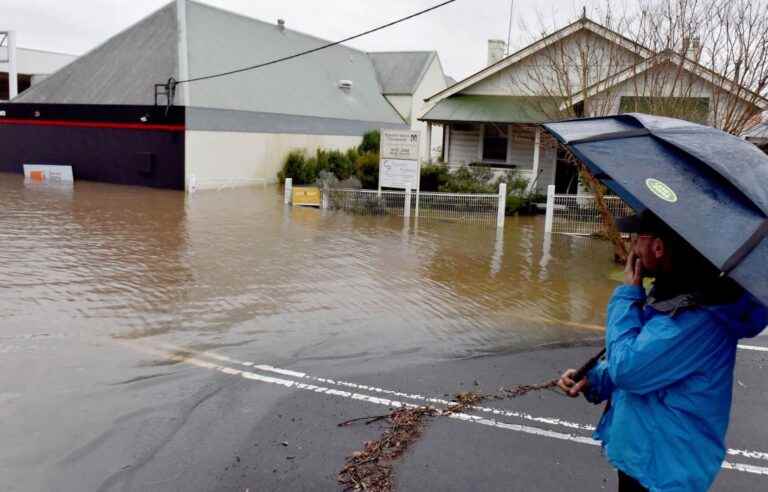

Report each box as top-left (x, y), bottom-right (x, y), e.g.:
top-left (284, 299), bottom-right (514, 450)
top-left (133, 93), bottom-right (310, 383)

top-left (356, 152), bottom-right (380, 189)
top-left (419, 163), bottom-right (450, 192)
top-left (438, 166), bottom-right (496, 194)
top-left (328, 149), bottom-right (355, 181)
top-left (278, 150), bottom-right (318, 185)
top-left (358, 130), bottom-right (380, 154)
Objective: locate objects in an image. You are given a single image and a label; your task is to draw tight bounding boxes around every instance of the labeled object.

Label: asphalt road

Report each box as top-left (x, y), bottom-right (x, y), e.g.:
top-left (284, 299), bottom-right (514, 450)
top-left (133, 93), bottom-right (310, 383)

top-left (2, 333), bottom-right (767, 492)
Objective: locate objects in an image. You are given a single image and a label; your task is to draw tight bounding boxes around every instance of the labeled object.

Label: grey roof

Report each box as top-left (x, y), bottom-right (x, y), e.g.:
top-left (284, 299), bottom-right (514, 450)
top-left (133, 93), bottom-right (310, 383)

top-left (185, 1), bottom-right (402, 123)
top-left (13, 1), bottom-right (404, 125)
top-left (14, 3), bottom-right (177, 105)
top-left (445, 75), bottom-right (457, 87)
top-left (368, 51), bottom-right (435, 94)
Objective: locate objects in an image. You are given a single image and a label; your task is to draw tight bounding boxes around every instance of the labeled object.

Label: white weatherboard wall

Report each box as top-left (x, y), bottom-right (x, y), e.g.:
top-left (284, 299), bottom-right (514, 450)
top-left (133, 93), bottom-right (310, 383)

top-left (185, 131), bottom-right (361, 190)
top-left (412, 57), bottom-right (447, 160)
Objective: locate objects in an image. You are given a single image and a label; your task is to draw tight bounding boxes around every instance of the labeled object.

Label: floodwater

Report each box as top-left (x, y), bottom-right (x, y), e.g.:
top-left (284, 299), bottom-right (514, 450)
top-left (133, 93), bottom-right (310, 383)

top-left (0, 173), bottom-right (621, 367)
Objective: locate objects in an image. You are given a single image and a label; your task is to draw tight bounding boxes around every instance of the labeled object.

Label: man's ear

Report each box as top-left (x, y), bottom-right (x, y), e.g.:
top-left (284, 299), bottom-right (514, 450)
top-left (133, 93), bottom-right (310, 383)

top-left (652, 237), bottom-right (666, 259)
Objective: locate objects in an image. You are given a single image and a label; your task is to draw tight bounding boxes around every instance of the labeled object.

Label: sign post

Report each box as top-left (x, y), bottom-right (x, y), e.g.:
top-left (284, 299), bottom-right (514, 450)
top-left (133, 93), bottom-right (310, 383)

top-left (379, 130), bottom-right (421, 214)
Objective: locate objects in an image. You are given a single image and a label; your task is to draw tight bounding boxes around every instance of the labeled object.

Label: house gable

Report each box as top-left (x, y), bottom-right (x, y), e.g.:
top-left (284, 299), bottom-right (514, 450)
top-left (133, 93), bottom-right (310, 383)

top-left (424, 17), bottom-right (652, 105)
top-left (461, 29), bottom-right (643, 97)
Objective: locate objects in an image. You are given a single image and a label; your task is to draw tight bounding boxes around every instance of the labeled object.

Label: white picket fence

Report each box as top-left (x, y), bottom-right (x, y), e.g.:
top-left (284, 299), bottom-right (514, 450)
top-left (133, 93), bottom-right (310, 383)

top-left (544, 185), bottom-right (633, 236)
top-left (284, 178), bottom-right (507, 228)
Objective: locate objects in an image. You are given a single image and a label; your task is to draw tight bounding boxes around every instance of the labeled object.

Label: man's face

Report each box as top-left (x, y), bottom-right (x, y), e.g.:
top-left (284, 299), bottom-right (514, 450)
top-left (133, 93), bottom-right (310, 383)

top-left (631, 233), bottom-right (665, 275)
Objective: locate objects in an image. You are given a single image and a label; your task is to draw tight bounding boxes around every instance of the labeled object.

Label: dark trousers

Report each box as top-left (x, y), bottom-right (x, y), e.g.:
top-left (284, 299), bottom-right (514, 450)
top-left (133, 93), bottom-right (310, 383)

top-left (619, 470), bottom-right (648, 492)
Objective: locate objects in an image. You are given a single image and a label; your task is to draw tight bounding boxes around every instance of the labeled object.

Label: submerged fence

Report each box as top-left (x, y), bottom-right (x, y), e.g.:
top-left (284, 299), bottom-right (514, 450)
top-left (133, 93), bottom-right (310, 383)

top-left (544, 185), bottom-right (633, 236)
top-left (284, 179), bottom-right (507, 227)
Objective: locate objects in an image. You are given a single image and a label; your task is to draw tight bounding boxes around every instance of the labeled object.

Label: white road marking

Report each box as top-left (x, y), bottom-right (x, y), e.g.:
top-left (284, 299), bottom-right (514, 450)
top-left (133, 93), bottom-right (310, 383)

top-left (132, 342), bottom-right (768, 476)
top-left (738, 344), bottom-right (768, 353)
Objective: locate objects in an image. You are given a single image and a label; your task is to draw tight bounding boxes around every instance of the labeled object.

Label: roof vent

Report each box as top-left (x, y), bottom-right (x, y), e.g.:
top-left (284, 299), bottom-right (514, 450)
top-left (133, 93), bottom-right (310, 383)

top-left (277, 19), bottom-right (286, 31)
top-left (338, 80), bottom-right (353, 91)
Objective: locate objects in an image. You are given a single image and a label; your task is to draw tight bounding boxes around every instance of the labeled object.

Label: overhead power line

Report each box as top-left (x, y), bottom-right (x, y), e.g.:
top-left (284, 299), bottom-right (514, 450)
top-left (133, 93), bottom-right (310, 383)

top-left (177, 0), bottom-right (456, 85)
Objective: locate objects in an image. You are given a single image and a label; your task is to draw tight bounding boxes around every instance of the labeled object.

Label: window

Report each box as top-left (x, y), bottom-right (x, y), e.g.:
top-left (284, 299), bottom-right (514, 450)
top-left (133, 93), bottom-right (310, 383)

top-left (482, 124), bottom-right (508, 162)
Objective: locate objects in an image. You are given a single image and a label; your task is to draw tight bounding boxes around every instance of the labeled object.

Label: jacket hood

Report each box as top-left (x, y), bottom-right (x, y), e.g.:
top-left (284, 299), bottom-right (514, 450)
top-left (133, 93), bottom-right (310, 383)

top-left (705, 293), bottom-right (768, 340)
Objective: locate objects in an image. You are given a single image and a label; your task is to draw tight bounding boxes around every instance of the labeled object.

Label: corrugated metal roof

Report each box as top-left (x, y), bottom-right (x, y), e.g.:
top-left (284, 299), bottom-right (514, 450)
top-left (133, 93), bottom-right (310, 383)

top-left (368, 51), bottom-right (435, 94)
top-left (420, 95), bottom-right (562, 123)
top-left (13, 0), bottom-right (405, 126)
top-left (185, 2), bottom-right (403, 124)
top-left (14, 3), bottom-right (177, 105)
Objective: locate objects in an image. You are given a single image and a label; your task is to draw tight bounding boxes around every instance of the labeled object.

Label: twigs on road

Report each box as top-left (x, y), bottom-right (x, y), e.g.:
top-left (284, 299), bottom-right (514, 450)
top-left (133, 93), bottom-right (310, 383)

top-left (337, 379), bottom-right (559, 491)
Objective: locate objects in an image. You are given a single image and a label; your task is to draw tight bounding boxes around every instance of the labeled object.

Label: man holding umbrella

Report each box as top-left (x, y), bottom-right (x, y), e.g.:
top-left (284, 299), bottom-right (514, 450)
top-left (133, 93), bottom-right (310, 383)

top-left (543, 113), bottom-right (768, 492)
top-left (559, 212), bottom-right (766, 491)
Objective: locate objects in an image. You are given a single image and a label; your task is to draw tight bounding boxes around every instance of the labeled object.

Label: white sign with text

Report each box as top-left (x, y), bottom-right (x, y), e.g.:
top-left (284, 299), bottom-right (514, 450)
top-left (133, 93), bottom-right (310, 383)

top-left (380, 159), bottom-right (419, 190)
top-left (23, 164), bottom-right (74, 183)
top-left (379, 130), bottom-right (420, 191)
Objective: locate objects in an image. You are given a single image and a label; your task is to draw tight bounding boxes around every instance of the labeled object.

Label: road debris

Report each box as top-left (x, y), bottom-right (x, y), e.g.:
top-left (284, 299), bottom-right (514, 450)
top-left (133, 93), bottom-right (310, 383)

top-left (337, 379), bottom-right (558, 491)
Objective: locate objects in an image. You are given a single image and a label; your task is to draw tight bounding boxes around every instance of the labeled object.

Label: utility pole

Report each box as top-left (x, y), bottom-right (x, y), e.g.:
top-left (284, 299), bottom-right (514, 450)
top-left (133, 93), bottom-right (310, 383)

top-left (506, 0), bottom-right (514, 55)
top-left (1, 31), bottom-right (18, 100)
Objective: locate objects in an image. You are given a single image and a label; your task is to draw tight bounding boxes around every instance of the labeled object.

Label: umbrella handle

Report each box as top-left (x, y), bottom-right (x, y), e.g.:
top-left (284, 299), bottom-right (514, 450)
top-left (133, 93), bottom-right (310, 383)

top-left (571, 347), bottom-right (606, 382)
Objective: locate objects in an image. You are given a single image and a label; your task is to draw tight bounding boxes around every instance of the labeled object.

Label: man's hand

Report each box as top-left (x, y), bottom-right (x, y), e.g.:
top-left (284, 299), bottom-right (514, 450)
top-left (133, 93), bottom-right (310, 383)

top-left (558, 369), bottom-right (589, 398)
top-left (624, 250), bottom-right (643, 286)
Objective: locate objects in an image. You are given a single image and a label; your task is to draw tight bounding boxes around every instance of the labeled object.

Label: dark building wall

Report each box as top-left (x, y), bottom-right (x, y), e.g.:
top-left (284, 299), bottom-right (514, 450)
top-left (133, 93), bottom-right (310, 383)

top-left (0, 73), bottom-right (33, 100)
top-left (0, 103), bottom-right (185, 189)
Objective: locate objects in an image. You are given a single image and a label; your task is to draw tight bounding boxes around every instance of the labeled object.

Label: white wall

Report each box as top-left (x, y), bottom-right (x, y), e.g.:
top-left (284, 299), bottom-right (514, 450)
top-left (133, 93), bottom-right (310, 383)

top-left (0, 47), bottom-right (76, 75)
top-left (385, 95), bottom-right (412, 122)
top-left (412, 57), bottom-right (448, 161)
top-left (186, 131), bottom-right (361, 191)
top-left (462, 30), bottom-right (641, 97)
top-left (585, 62), bottom-right (761, 127)
top-left (445, 124), bottom-right (556, 193)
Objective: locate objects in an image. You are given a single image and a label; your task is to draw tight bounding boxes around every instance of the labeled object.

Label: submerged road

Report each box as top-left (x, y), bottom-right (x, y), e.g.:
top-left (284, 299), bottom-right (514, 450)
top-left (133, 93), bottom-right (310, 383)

top-left (1, 331), bottom-right (767, 491)
top-left (2, 180), bottom-right (767, 491)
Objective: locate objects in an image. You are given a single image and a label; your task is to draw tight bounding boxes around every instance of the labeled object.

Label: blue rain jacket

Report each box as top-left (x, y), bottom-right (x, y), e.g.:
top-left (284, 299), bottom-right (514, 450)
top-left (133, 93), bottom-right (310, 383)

top-left (586, 285), bottom-right (768, 491)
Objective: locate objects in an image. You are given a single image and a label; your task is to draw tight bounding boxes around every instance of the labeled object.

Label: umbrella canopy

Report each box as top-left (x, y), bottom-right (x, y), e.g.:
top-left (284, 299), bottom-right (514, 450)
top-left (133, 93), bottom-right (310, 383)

top-left (542, 113), bottom-right (768, 307)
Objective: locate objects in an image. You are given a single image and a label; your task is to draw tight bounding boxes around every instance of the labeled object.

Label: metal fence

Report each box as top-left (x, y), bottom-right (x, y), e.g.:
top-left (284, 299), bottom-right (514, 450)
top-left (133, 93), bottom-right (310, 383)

top-left (544, 185), bottom-right (633, 236)
top-left (325, 189), bottom-right (501, 225)
top-left (284, 179), bottom-right (506, 227)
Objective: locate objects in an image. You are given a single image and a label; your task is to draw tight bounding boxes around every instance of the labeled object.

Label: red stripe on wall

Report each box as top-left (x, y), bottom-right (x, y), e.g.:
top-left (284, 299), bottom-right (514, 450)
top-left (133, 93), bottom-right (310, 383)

top-left (0, 118), bottom-right (185, 132)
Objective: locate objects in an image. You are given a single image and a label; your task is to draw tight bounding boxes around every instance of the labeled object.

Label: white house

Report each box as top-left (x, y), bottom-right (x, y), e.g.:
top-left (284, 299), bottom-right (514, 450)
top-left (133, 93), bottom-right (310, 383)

top-left (420, 15), bottom-right (768, 194)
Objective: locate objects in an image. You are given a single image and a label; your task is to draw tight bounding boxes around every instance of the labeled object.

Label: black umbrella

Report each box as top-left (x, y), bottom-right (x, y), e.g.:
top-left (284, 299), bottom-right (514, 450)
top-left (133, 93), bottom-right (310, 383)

top-left (542, 113), bottom-right (768, 308)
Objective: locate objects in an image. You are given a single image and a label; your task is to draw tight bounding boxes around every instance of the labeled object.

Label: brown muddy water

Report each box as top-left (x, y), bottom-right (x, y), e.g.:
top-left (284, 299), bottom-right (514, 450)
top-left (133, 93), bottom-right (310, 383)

top-left (0, 174), bottom-right (621, 365)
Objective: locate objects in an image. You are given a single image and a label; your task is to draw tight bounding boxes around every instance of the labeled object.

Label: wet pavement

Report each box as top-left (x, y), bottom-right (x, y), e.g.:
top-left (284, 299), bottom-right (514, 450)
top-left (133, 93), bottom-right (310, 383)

top-left (1, 174), bottom-right (767, 491)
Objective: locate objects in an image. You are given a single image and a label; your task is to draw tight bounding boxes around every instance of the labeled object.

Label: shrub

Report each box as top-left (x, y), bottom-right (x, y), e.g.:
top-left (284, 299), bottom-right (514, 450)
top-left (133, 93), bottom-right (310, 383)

top-left (358, 130), bottom-right (380, 154)
top-left (328, 150), bottom-right (355, 181)
top-left (438, 166), bottom-right (496, 194)
top-left (278, 150), bottom-right (317, 185)
top-left (356, 152), bottom-right (380, 189)
top-left (419, 163), bottom-right (451, 192)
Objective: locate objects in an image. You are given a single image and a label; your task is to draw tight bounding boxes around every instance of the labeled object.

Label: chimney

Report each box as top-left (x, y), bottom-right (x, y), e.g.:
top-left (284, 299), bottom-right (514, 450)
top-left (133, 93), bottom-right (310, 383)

top-left (682, 36), bottom-right (701, 60)
top-left (277, 19), bottom-right (286, 31)
top-left (487, 39), bottom-right (507, 66)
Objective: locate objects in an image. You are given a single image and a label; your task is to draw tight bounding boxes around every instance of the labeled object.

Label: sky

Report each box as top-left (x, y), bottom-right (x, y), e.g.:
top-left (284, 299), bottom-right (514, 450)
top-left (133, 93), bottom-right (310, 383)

top-left (3, 0), bottom-right (619, 81)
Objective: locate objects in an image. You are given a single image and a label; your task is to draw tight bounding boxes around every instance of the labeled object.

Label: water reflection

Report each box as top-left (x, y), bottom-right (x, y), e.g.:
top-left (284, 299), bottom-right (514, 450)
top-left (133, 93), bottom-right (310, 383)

top-left (0, 173), bottom-right (620, 364)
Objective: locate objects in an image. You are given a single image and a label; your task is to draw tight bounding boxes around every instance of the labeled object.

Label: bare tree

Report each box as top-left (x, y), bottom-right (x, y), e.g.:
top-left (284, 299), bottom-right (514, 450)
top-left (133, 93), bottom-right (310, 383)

top-left (515, 0), bottom-right (768, 135)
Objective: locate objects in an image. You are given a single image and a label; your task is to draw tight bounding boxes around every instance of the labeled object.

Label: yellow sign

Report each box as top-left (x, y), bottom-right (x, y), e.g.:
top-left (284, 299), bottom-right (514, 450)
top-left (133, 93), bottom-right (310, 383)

top-left (292, 186), bottom-right (321, 207)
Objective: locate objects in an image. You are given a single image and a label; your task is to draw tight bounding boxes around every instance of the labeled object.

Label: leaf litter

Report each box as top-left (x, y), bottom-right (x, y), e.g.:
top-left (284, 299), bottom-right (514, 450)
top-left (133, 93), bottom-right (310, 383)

top-left (337, 379), bottom-right (559, 491)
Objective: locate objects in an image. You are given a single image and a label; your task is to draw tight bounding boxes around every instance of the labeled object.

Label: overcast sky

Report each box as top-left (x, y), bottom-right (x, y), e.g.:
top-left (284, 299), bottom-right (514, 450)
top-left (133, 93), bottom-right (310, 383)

top-left (4, 0), bottom-right (618, 80)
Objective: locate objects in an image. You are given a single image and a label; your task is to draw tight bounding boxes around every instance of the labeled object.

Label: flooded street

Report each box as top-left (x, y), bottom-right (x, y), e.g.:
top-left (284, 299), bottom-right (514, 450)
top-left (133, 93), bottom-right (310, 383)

top-left (3, 173), bottom-right (767, 492)
top-left (0, 173), bottom-right (618, 365)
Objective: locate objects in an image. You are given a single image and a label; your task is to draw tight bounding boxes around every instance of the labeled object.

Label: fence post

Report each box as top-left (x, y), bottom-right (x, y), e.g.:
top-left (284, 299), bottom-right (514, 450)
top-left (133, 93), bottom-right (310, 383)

top-left (284, 178), bottom-right (293, 205)
top-left (497, 182), bottom-right (507, 229)
top-left (544, 184), bottom-right (556, 233)
top-left (404, 182), bottom-right (412, 218)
